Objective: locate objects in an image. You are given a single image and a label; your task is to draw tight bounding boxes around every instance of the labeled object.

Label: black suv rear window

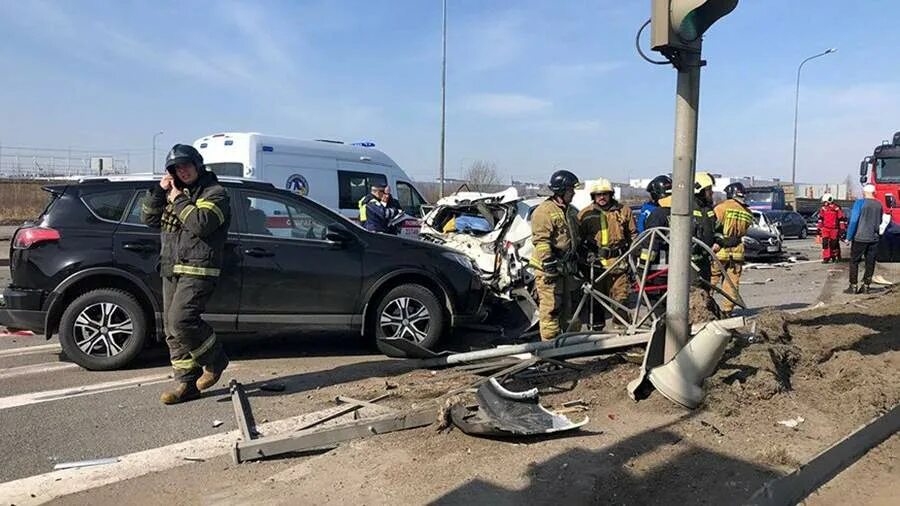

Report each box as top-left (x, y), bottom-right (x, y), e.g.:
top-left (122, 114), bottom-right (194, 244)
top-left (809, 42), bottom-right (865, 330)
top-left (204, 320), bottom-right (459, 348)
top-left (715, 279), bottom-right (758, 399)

top-left (83, 190), bottom-right (134, 222)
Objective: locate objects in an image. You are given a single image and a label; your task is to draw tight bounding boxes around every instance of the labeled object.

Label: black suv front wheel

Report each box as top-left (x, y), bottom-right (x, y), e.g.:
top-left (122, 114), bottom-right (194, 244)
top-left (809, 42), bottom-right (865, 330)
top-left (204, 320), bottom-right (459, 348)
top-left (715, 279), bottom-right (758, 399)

top-left (59, 289), bottom-right (149, 370)
top-left (374, 284), bottom-right (445, 355)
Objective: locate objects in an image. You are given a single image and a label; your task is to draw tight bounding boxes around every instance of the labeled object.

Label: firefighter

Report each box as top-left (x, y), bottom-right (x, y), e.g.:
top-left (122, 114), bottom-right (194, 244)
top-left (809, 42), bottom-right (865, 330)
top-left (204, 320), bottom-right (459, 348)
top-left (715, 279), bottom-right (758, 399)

top-left (578, 179), bottom-right (637, 326)
top-left (637, 175), bottom-right (672, 234)
top-left (817, 193), bottom-right (845, 263)
top-left (530, 170), bottom-right (581, 341)
top-left (142, 144), bottom-right (230, 405)
top-left (711, 182), bottom-right (754, 316)
top-left (645, 172), bottom-right (718, 284)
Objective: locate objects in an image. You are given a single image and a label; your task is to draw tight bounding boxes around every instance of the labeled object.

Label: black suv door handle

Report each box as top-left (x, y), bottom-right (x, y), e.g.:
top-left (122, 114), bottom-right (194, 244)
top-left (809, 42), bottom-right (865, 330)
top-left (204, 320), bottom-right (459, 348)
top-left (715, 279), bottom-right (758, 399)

top-left (123, 242), bottom-right (156, 252)
top-left (243, 247), bottom-right (274, 258)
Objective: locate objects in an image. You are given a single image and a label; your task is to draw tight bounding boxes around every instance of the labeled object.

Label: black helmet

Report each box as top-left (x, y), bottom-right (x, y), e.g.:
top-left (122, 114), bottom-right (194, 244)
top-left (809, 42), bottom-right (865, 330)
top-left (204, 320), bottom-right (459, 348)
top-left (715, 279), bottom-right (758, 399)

top-left (548, 170), bottom-right (580, 194)
top-left (724, 182), bottom-right (746, 200)
top-left (646, 175), bottom-right (672, 202)
top-left (164, 144), bottom-right (204, 175)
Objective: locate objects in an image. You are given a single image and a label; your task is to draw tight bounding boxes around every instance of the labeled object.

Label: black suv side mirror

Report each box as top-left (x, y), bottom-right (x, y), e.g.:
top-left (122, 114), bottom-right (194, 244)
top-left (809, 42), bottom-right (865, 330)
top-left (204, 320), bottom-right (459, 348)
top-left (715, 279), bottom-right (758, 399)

top-left (325, 224), bottom-right (355, 247)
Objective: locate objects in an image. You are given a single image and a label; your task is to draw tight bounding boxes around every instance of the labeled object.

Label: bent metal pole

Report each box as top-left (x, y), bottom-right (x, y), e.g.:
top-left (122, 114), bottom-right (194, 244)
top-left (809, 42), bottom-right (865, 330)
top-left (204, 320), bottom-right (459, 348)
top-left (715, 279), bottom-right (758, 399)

top-left (665, 44), bottom-right (703, 362)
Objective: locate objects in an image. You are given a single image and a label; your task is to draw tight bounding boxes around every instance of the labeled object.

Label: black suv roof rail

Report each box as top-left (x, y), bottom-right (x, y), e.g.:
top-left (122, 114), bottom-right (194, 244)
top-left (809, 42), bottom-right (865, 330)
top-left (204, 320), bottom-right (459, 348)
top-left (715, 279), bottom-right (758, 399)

top-left (74, 174), bottom-right (276, 190)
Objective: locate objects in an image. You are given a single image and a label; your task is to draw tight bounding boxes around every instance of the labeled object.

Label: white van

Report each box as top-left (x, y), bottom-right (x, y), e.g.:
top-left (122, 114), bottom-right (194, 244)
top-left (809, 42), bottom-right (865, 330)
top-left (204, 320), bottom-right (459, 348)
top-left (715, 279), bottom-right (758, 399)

top-left (193, 132), bottom-right (428, 234)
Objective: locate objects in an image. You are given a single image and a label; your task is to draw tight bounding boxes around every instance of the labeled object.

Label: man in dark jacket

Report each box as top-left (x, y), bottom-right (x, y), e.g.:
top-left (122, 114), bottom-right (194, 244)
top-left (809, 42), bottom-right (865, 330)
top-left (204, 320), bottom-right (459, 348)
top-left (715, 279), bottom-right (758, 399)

top-left (142, 144), bottom-right (231, 404)
top-left (845, 184), bottom-right (889, 294)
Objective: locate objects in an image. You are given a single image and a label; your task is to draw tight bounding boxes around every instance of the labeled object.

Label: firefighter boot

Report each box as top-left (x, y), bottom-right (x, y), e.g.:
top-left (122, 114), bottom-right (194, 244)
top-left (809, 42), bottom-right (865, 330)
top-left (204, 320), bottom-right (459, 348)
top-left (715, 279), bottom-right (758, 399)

top-left (196, 354), bottom-right (230, 391)
top-left (844, 284), bottom-right (857, 295)
top-left (160, 382), bottom-right (201, 405)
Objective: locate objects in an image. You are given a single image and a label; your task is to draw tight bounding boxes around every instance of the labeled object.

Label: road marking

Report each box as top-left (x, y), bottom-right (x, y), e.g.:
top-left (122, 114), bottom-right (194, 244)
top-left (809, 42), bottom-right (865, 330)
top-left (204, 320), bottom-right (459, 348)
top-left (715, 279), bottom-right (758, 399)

top-left (0, 343), bottom-right (61, 358)
top-left (0, 373), bottom-right (172, 411)
top-left (0, 361), bottom-right (79, 380)
top-left (0, 403), bottom-right (392, 505)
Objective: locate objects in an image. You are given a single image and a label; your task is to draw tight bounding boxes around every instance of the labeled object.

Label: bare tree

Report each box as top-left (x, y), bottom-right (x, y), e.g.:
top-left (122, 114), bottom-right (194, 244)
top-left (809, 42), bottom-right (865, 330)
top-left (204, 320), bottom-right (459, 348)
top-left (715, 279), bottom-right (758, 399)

top-left (463, 160), bottom-right (501, 191)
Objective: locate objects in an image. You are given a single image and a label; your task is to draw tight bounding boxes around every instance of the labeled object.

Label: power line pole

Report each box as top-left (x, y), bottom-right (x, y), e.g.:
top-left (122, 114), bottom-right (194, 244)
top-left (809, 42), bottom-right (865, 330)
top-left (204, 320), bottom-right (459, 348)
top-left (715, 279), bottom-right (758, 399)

top-left (438, 0), bottom-right (447, 198)
top-left (791, 48), bottom-right (836, 188)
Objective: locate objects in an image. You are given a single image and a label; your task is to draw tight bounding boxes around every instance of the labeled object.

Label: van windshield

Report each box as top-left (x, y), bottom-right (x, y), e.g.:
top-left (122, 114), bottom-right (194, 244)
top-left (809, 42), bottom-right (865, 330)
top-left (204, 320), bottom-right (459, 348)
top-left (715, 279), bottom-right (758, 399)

top-left (205, 162), bottom-right (244, 177)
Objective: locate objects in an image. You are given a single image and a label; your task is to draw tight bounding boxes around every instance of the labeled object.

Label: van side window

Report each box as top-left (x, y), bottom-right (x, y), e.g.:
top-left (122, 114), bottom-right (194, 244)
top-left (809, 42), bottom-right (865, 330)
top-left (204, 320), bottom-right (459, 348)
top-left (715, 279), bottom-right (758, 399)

top-left (338, 171), bottom-right (388, 210)
top-left (395, 181), bottom-right (426, 217)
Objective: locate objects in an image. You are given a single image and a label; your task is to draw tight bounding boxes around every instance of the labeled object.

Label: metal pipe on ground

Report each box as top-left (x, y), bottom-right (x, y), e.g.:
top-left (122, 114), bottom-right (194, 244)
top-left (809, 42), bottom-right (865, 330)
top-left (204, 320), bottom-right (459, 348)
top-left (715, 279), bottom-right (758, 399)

top-left (416, 332), bottom-right (653, 369)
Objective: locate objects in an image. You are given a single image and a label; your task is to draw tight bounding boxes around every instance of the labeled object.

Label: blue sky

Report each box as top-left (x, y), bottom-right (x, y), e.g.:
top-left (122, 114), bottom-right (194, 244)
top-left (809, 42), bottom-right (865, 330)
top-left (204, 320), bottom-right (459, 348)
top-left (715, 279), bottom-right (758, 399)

top-left (1, 0), bottom-right (898, 185)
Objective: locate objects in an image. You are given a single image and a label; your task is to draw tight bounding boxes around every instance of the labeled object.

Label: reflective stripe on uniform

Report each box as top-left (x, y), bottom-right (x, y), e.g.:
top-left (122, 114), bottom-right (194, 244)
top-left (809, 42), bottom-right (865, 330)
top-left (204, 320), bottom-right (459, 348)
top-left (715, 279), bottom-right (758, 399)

top-left (179, 205), bottom-right (196, 222)
top-left (142, 203), bottom-right (164, 214)
top-left (195, 198), bottom-right (225, 224)
top-left (173, 264), bottom-right (221, 277)
top-left (190, 332), bottom-right (217, 359)
top-left (693, 209), bottom-right (716, 218)
top-left (358, 196), bottom-right (370, 222)
top-left (171, 357), bottom-right (198, 370)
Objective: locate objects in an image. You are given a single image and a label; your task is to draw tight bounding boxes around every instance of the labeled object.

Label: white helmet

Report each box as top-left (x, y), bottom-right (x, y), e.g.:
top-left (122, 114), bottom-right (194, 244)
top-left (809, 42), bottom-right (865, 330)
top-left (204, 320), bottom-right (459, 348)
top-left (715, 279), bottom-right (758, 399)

top-left (588, 178), bottom-right (614, 195)
top-left (821, 193), bottom-right (834, 203)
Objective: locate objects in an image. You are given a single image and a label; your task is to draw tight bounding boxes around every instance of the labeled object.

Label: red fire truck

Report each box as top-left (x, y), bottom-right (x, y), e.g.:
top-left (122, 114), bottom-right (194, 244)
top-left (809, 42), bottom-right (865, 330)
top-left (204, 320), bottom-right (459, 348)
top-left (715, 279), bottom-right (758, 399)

top-left (859, 131), bottom-right (900, 261)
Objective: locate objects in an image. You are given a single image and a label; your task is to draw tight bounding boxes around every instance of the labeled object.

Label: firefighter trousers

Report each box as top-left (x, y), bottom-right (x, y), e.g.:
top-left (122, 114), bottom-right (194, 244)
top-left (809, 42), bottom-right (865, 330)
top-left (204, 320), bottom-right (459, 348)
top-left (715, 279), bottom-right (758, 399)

top-left (535, 272), bottom-right (579, 341)
top-left (162, 275), bottom-right (228, 382)
top-left (710, 259), bottom-right (743, 313)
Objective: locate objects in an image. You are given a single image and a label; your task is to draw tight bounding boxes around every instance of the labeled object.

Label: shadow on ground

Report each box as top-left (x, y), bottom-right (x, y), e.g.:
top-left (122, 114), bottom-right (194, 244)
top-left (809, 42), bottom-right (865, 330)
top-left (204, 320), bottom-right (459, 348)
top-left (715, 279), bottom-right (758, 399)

top-left (431, 414), bottom-right (779, 505)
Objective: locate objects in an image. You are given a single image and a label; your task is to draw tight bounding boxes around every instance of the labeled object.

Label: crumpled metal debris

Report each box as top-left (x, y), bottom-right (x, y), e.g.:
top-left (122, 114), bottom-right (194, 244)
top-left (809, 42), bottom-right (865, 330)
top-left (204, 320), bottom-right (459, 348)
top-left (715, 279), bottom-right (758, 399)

top-left (449, 378), bottom-right (588, 437)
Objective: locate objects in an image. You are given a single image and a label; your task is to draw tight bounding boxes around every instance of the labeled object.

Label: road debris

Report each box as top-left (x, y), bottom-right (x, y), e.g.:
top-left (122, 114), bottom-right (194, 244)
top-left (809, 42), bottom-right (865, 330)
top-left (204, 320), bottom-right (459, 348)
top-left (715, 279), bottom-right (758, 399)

top-left (449, 378), bottom-right (588, 438)
top-left (777, 416), bottom-right (805, 429)
top-left (229, 380), bottom-right (433, 464)
top-left (212, 420), bottom-right (224, 428)
top-left (53, 458), bottom-right (119, 470)
top-left (259, 382), bottom-right (286, 392)
top-left (700, 420), bottom-right (725, 437)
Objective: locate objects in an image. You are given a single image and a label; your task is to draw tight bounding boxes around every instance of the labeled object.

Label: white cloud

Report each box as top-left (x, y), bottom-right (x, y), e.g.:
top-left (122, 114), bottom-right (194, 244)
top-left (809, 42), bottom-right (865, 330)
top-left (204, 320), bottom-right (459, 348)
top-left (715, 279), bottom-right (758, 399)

top-left (462, 93), bottom-right (552, 116)
top-left (454, 12), bottom-right (525, 72)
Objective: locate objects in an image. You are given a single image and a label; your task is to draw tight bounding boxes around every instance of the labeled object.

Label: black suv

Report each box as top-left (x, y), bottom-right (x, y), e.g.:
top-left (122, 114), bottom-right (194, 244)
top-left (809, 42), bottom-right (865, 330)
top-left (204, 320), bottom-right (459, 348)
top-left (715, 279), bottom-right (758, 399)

top-left (0, 176), bottom-right (485, 370)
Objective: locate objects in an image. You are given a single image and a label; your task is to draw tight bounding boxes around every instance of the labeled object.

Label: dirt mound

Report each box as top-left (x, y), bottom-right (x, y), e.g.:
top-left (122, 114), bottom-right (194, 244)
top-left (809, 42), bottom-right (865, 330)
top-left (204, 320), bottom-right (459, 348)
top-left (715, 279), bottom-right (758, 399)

top-left (707, 289), bottom-right (900, 424)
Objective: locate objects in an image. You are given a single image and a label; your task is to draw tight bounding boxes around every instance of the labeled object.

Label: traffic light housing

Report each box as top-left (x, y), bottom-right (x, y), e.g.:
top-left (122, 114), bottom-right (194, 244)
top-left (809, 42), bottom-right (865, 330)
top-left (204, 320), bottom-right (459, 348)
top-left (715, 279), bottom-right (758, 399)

top-left (651, 0), bottom-right (739, 52)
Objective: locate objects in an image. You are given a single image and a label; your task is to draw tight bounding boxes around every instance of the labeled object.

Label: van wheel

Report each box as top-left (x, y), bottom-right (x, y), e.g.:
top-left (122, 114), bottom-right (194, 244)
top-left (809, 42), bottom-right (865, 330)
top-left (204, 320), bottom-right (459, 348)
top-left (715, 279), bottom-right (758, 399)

top-left (374, 284), bottom-right (445, 356)
top-left (59, 289), bottom-right (148, 370)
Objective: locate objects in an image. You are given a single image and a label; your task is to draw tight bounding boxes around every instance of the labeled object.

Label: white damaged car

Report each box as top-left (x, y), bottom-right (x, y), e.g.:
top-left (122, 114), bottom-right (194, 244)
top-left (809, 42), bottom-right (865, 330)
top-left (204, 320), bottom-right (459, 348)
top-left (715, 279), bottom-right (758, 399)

top-left (419, 188), bottom-right (541, 321)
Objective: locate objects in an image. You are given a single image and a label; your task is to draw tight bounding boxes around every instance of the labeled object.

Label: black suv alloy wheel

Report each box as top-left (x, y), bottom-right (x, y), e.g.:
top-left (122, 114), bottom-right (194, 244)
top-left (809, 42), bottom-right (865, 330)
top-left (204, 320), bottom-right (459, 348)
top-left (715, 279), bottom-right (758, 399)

top-left (58, 289), bottom-right (149, 370)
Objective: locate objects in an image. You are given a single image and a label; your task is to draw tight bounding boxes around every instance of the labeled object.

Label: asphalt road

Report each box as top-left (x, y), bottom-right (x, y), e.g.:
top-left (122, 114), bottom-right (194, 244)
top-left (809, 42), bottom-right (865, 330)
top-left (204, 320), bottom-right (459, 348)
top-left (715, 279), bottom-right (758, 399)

top-left (0, 236), bottom-right (885, 499)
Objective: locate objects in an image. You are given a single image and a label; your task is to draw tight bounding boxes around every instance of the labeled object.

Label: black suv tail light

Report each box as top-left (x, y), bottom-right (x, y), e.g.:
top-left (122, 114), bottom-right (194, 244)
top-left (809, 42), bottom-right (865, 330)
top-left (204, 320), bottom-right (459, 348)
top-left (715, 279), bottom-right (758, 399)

top-left (13, 227), bottom-right (61, 249)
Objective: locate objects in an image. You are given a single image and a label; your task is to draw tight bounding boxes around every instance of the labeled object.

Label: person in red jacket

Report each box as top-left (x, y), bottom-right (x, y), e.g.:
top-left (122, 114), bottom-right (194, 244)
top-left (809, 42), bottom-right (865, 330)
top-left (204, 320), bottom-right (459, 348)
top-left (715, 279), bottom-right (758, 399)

top-left (817, 193), bottom-right (845, 263)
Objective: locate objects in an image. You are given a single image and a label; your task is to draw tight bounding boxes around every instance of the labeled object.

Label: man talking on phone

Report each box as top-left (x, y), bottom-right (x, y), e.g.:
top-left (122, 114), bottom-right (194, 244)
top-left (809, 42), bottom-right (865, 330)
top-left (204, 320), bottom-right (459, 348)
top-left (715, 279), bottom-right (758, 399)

top-left (142, 144), bottom-right (231, 405)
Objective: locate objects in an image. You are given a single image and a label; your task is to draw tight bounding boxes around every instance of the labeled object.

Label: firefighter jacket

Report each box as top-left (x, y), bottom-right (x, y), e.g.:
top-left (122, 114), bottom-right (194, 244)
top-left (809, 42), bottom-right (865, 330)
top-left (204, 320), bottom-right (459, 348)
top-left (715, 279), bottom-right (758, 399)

top-left (142, 171), bottom-right (231, 278)
top-left (713, 198), bottom-right (753, 262)
top-left (644, 196), bottom-right (718, 263)
top-left (578, 200), bottom-right (637, 268)
top-left (530, 198), bottom-right (580, 274)
top-left (817, 202), bottom-right (845, 232)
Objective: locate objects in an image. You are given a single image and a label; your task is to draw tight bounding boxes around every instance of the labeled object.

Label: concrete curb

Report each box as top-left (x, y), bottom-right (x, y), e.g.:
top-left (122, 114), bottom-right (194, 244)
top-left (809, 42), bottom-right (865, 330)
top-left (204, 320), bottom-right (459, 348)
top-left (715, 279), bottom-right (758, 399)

top-left (746, 404), bottom-right (900, 505)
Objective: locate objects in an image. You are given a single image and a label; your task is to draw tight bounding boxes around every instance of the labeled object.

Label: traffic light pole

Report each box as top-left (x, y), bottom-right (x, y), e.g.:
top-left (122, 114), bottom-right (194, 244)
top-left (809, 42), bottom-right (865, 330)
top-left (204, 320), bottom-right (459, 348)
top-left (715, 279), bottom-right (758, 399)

top-left (665, 45), bottom-right (702, 361)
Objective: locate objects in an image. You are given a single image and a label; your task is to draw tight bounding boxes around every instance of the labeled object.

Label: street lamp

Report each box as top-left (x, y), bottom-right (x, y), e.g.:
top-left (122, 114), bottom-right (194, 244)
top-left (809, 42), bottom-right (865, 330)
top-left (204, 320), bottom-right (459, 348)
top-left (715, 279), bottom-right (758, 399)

top-left (791, 48), bottom-right (836, 187)
top-left (152, 131), bottom-right (164, 174)
top-left (438, 0), bottom-right (447, 198)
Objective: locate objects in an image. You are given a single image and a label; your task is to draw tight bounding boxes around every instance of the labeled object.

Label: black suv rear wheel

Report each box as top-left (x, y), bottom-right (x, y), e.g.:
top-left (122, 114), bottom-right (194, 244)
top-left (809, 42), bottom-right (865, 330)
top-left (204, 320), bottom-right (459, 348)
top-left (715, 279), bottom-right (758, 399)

top-left (374, 284), bottom-right (445, 355)
top-left (59, 288), bottom-right (148, 370)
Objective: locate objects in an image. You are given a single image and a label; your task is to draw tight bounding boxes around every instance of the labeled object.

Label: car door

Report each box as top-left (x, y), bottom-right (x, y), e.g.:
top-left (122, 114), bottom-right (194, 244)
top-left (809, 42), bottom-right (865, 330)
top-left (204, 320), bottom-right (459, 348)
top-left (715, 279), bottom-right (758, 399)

top-left (234, 190), bottom-right (363, 329)
top-left (115, 187), bottom-right (243, 331)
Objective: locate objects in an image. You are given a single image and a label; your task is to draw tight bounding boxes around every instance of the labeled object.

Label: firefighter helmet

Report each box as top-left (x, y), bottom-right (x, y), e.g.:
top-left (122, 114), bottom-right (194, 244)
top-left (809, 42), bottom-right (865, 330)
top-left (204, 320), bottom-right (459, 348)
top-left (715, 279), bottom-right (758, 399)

top-left (165, 144), bottom-right (205, 175)
top-left (694, 172), bottom-right (715, 194)
top-left (646, 175), bottom-right (672, 202)
top-left (724, 182), bottom-right (746, 200)
top-left (821, 193), bottom-right (834, 203)
top-left (548, 170), bottom-right (581, 194)
top-left (588, 178), bottom-right (614, 195)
